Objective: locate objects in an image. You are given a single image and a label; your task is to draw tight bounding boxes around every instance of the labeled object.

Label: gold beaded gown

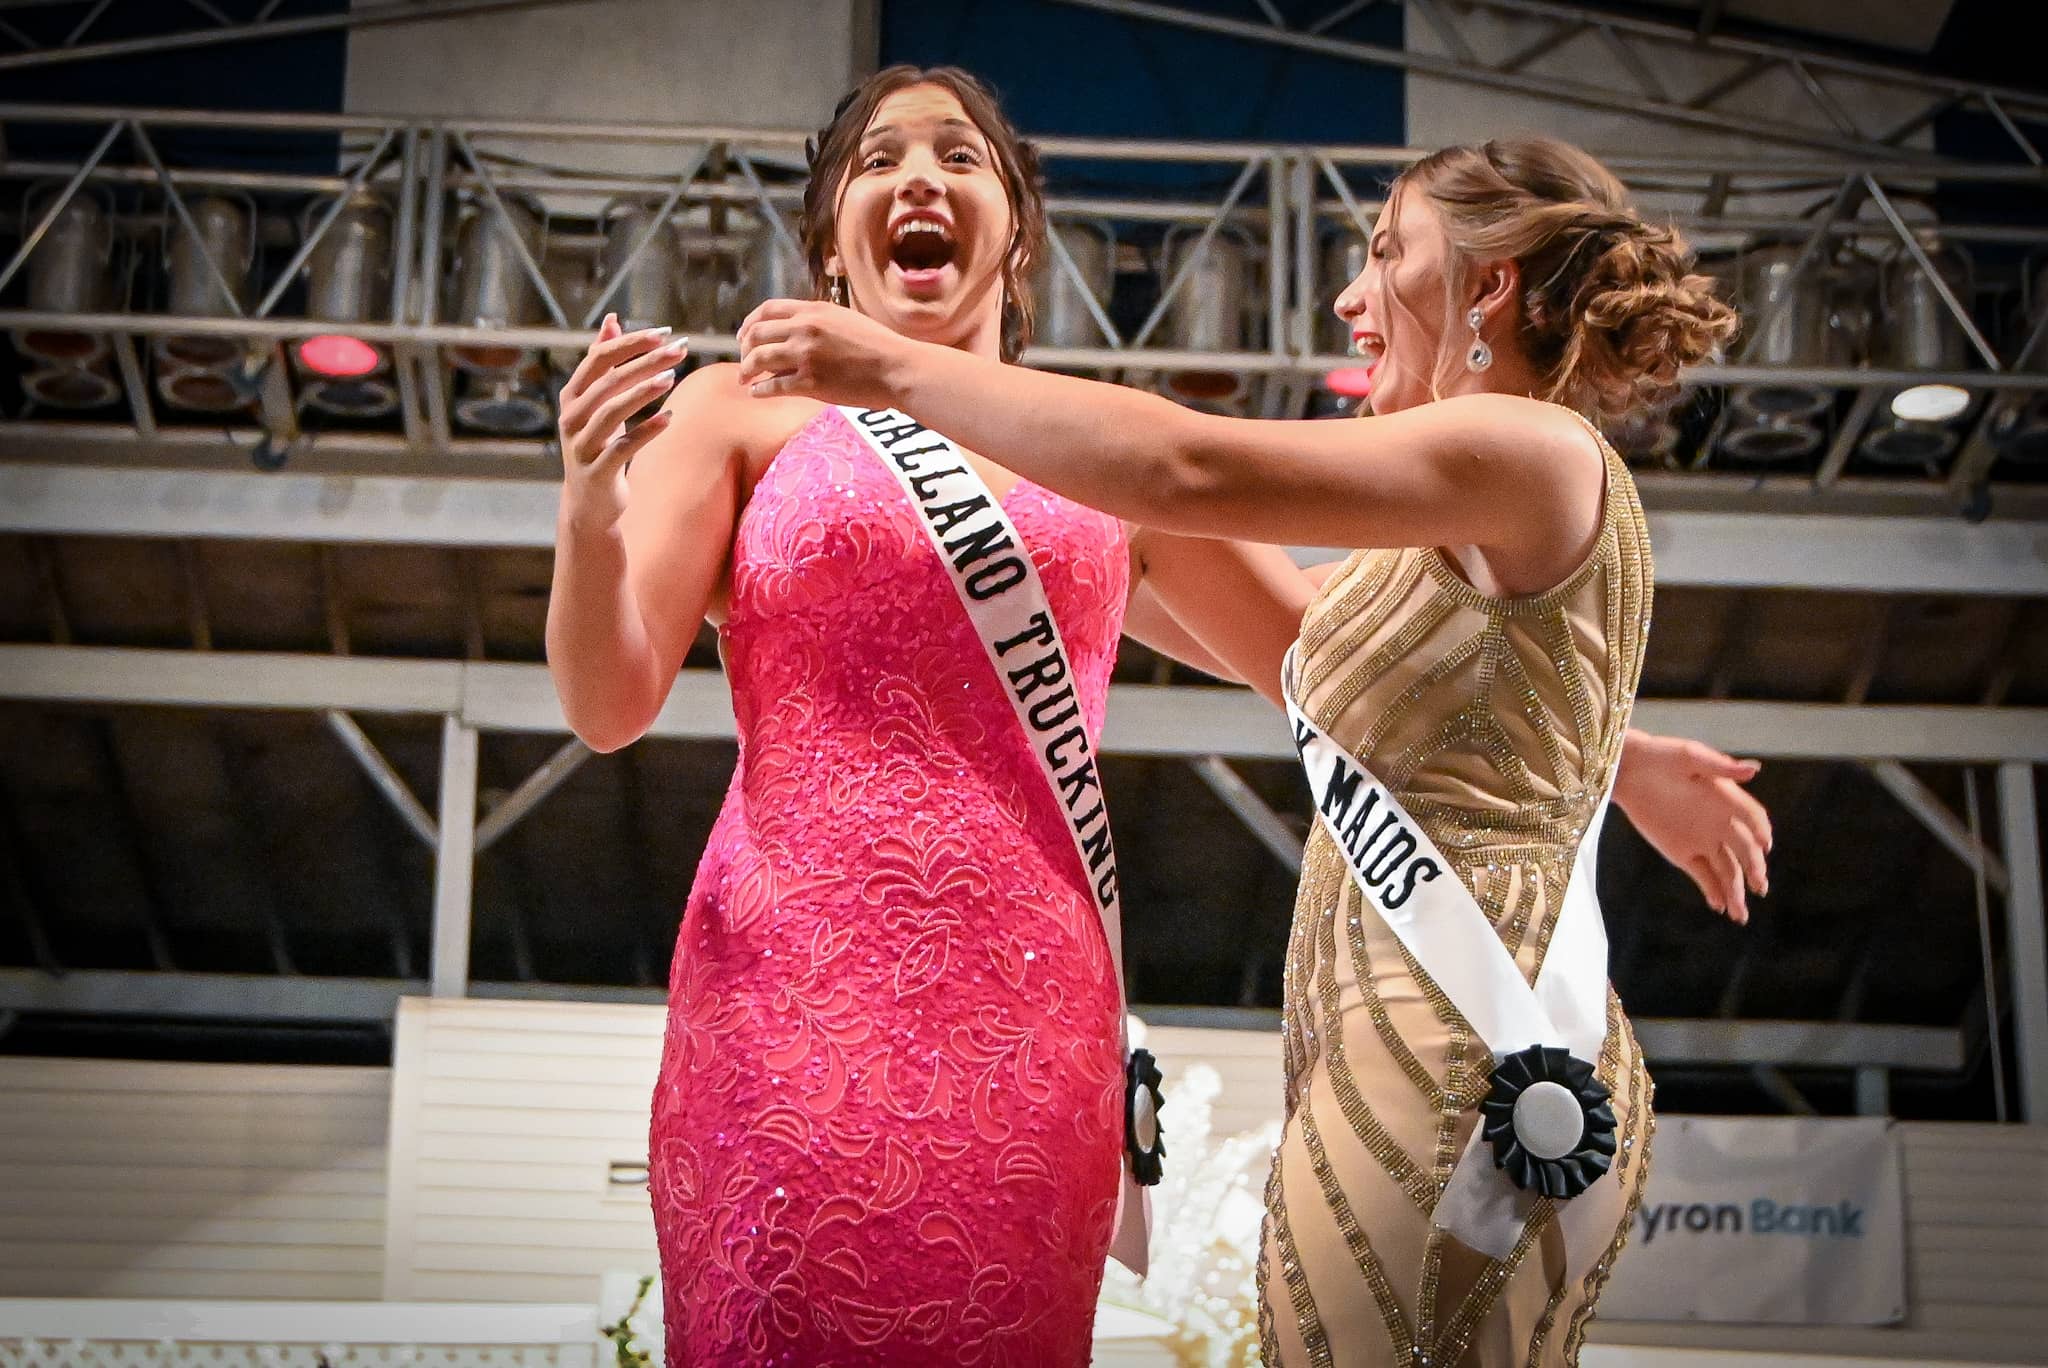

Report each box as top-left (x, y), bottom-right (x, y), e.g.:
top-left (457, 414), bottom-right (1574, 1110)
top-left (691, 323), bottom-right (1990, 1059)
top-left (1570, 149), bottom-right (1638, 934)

top-left (1256, 418), bottom-right (1655, 1368)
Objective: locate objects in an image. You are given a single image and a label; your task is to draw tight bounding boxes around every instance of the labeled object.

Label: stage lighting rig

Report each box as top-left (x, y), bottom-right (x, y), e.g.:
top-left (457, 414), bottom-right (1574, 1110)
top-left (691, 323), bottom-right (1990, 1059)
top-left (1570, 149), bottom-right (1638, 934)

top-left (13, 183), bottom-right (120, 410)
top-left (153, 192), bottom-right (257, 413)
top-left (294, 190), bottom-right (399, 419)
top-left (1862, 236), bottom-right (1976, 469)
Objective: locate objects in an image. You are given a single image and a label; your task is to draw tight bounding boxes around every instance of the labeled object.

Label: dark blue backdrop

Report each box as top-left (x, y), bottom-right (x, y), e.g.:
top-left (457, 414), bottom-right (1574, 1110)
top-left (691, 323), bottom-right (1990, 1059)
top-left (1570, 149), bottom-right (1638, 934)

top-left (878, 0), bottom-right (1405, 193)
top-left (2, 0), bottom-right (349, 170)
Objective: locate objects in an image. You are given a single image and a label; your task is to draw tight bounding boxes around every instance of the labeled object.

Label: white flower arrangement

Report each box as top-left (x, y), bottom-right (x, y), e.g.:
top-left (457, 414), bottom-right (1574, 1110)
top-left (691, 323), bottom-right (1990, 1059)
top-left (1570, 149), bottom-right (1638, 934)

top-left (1100, 1062), bottom-right (1282, 1368)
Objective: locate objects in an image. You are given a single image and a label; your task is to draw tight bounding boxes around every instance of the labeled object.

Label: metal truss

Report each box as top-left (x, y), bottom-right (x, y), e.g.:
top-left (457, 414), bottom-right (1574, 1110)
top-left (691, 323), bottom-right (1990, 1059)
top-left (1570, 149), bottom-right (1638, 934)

top-left (1, 0), bottom-right (2041, 159)
top-left (9, 643), bottom-right (2048, 763)
top-left (0, 0), bottom-right (612, 73)
top-left (1997, 764), bottom-right (2048, 1122)
top-left (2, 637), bottom-right (2043, 1107)
top-left (0, 98), bottom-right (2043, 1105)
top-left (4, 104), bottom-right (2047, 518)
top-left (0, 966), bottom-right (1966, 1074)
top-left (1050, 0), bottom-right (2048, 165)
top-left (7, 461), bottom-right (2048, 594)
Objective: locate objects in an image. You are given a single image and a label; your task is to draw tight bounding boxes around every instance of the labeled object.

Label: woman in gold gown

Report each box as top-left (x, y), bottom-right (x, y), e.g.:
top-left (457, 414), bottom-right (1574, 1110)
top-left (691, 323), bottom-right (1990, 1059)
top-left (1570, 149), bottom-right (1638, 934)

top-left (736, 135), bottom-right (1749, 1365)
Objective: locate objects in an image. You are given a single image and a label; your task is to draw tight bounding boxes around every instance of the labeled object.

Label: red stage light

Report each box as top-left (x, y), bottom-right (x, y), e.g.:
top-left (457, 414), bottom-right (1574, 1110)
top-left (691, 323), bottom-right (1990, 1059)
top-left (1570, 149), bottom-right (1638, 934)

top-left (297, 334), bottom-right (381, 378)
top-left (1323, 366), bottom-right (1374, 398)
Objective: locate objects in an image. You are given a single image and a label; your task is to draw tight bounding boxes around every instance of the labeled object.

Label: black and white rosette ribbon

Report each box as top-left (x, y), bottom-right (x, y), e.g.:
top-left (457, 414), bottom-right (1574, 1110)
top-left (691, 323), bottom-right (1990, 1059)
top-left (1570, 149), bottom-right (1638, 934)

top-left (1479, 1044), bottom-right (1617, 1198)
top-left (1282, 643), bottom-right (1625, 1280)
top-left (842, 407), bottom-right (1155, 1271)
top-left (1125, 1048), bottom-right (1167, 1186)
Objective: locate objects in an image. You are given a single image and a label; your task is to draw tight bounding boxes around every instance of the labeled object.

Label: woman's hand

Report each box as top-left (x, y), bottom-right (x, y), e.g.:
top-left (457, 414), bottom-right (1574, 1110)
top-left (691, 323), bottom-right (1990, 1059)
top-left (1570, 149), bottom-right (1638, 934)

top-left (1613, 730), bottom-right (1772, 924)
top-left (556, 314), bottom-right (689, 535)
top-left (736, 298), bottom-right (909, 409)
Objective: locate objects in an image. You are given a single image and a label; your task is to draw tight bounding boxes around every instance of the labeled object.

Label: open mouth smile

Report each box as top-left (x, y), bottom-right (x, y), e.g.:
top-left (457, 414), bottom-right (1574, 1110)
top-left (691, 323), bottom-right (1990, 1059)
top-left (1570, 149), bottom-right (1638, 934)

top-left (886, 211), bottom-right (958, 293)
top-left (1352, 330), bottom-right (1385, 381)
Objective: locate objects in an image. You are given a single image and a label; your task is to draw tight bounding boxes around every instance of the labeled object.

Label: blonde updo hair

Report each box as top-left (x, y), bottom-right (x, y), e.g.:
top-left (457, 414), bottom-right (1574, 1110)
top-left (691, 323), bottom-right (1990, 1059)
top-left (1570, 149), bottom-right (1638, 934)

top-left (1394, 136), bottom-right (1738, 420)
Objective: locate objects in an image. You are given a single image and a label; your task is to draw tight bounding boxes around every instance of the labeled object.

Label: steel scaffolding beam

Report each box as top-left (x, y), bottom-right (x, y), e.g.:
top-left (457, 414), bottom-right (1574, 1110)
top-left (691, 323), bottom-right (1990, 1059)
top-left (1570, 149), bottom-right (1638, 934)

top-left (0, 637), bottom-right (2025, 1083)
top-left (0, 967), bottom-right (1967, 1071)
top-left (473, 737), bottom-right (590, 853)
top-left (326, 710), bottom-right (438, 848)
top-left (431, 716), bottom-right (478, 998)
top-left (1459, 0), bottom-right (2048, 143)
top-left (1866, 760), bottom-right (2010, 896)
top-left (1190, 755), bottom-right (1304, 871)
top-left (1999, 763), bottom-right (2048, 1124)
top-left (5, 644), bottom-right (2048, 765)
top-left (0, 0), bottom-right (614, 72)
top-left (3, 101), bottom-right (2046, 516)
top-left (10, 465), bottom-right (2047, 595)
top-left (1046, 0), bottom-right (2048, 165)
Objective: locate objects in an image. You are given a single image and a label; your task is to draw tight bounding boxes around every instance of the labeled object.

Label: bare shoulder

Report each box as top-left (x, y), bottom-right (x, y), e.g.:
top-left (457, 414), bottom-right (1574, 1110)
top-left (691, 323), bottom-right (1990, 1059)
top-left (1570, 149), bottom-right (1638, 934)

top-left (1423, 392), bottom-right (1601, 462)
top-left (659, 362), bottom-right (825, 473)
top-left (1425, 393), bottom-right (1606, 500)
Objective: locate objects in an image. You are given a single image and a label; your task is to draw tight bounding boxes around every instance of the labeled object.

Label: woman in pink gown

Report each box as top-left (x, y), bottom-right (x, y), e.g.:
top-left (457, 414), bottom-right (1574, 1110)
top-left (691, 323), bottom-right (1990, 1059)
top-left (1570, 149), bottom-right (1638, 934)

top-left (548, 67), bottom-right (1771, 1367)
top-left (548, 69), bottom-right (1145, 1366)
top-left (647, 409), bottom-right (1128, 1364)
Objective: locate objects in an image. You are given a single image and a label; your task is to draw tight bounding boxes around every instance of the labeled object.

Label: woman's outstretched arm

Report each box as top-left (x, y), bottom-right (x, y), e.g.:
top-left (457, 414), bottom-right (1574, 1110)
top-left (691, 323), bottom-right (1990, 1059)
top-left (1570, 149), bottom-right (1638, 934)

top-left (737, 300), bottom-right (1604, 563)
top-left (1125, 530), bottom-right (1311, 709)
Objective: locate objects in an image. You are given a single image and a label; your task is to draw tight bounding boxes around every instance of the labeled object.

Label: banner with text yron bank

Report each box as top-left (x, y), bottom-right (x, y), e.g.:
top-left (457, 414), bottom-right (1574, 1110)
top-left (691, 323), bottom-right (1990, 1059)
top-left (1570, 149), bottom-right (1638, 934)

top-left (1599, 1116), bottom-right (1905, 1325)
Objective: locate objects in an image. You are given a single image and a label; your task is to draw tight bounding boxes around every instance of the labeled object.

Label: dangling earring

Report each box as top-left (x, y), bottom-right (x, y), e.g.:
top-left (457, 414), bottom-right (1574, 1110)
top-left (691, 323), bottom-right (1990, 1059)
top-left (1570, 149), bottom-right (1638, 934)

top-left (1465, 305), bottom-right (1493, 373)
top-left (828, 275), bottom-right (847, 306)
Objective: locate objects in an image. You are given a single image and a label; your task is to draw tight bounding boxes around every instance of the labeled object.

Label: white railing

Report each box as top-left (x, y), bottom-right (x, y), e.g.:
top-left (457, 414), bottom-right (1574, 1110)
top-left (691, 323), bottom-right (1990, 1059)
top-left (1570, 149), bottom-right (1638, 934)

top-left (0, 1298), bottom-right (1187, 1368)
top-left (0, 1301), bottom-right (600, 1368)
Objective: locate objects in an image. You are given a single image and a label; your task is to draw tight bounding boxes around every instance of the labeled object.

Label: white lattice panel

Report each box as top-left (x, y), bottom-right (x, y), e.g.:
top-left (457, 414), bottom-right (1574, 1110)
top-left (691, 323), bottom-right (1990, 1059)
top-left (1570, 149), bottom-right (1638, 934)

top-left (0, 1342), bottom-right (585, 1368)
top-left (0, 1302), bottom-right (600, 1368)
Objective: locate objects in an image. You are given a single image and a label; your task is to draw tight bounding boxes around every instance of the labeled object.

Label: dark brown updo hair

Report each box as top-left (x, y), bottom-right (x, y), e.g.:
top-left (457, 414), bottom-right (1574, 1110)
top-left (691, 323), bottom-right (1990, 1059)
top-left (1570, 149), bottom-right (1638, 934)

top-left (1394, 136), bottom-right (1738, 420)
top-left (800, 65), bottom-right (1046, 362)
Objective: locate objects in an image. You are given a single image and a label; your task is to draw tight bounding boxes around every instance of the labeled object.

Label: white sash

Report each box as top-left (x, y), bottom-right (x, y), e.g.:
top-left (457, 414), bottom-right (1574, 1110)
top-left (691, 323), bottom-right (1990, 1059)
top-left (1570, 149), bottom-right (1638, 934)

top-left (1282, 643), bottom-right (1622, 1279)
top-left (839, 405), bottom-right (1152, 1274)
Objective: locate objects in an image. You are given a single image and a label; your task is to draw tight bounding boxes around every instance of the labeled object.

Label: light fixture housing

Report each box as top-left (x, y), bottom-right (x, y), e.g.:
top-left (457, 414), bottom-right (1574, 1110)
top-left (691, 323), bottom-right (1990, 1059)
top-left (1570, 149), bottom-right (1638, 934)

top-left (155, 193), bottom-right (255, 373)
top-left (596, 199), bottom-right (685, 333)
top-left (447, 196), bottom-right (547, 376)
top-left (1323, 366), bottom-right (1374, 398)
top-left (1889, 382), bottom-right (1970, 424)
top-left (297, 333), bottom-right (381, 378)
top-left (454, 373), bottom-right (551, 435)
top-left (13, 183), bottom-right (114, 365)
top-left (23, 365), bottom-right (120, 410)
top-left (1033, 219), bottom-right (1117, 351)
top-left (294, 192), bottom-right (399, 419)
top-left (1162, 227), bottom-right (1252, 406)
top-left (1728, 241), bottom-right (1842, 422)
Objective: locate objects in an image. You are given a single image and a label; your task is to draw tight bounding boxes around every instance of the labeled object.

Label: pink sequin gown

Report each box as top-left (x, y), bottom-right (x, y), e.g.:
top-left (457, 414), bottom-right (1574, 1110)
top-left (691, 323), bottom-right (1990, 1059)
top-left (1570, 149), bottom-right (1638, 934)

top-left (649, 408), bottom-right (1130, 1366)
